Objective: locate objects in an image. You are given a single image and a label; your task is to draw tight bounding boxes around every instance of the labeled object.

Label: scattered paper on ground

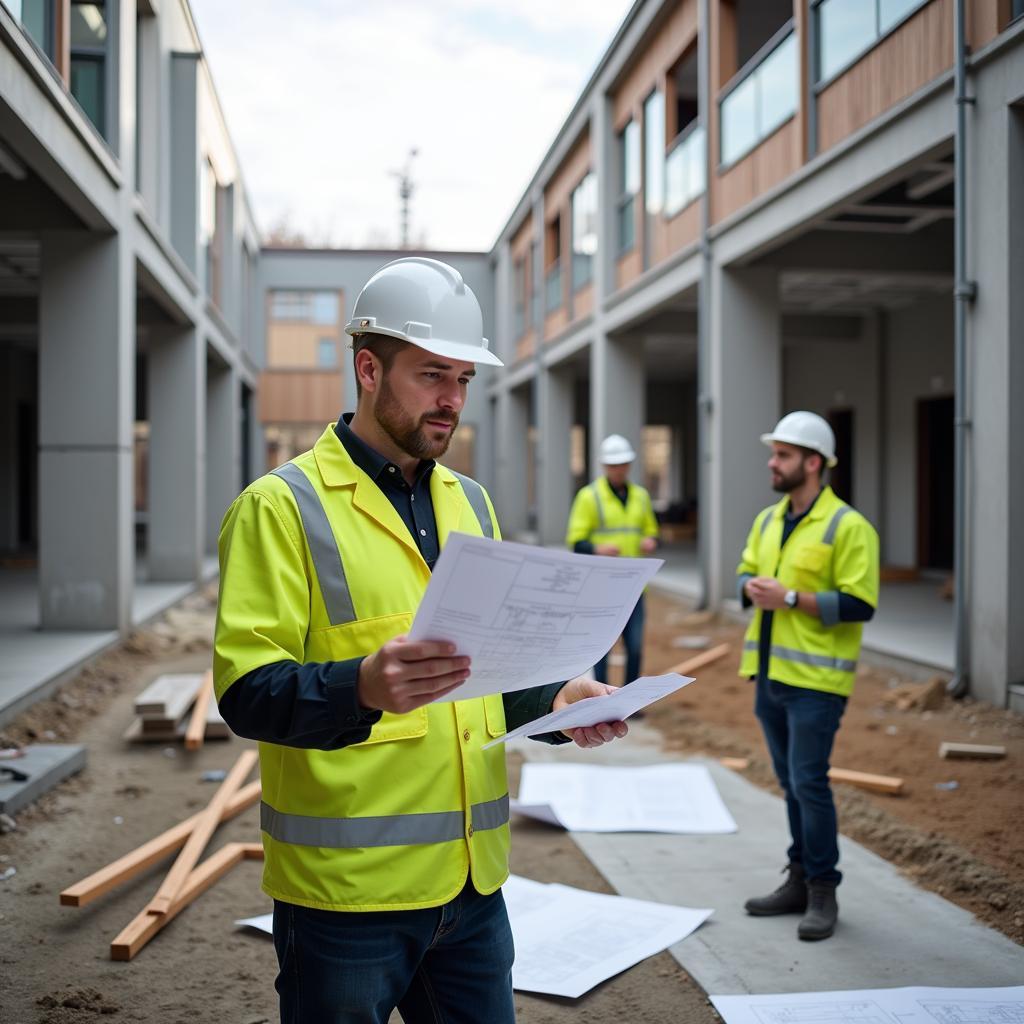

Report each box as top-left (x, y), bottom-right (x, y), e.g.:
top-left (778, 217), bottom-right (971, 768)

top-left (711, 986), bottom-right (1024, 1024)
top-left (514, 762), bottom-right (737, 833)
top-left (505, 874), bottom-right (712, 998)
top-left (235, 912), bottom-right (273, 935)
top-left (408, 534), bottom-right (662, 701)
top-left (483, 673), bottom-right (693, 748)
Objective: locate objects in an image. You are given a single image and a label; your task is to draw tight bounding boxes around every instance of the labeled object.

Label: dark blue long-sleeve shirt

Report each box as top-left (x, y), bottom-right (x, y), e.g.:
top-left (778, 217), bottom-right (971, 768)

top-left (219, 414), bottom-right (568, 749)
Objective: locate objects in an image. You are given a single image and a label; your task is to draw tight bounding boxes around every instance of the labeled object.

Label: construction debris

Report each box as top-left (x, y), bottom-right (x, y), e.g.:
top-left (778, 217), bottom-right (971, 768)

top-left (939, 742), bottom-right (1007, 760)
top-left (828, 767), bottom-right (903, 795)
top-left (184, 671), bottom-right (215, 751)
top-left (0, 744), bottom-right (87, 816)
top-left (719, 757), bottom-right (750, 771)
top-left (881, 676), bottom-right (948, 712)
top-left (672, 635), bottom-right (711, 650)
top-left (124, 670), bottom-right (229, 745)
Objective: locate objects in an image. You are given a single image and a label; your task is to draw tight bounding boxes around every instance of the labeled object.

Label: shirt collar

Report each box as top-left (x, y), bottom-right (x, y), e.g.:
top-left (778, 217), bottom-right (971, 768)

top-left (334, 413), bottom-right (435, 487)
top-left (785, 487), bottom-right (824, 523)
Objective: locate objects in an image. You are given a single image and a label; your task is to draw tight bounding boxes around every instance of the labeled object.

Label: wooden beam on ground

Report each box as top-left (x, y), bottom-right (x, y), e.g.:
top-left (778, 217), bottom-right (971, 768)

top-left (59, 780), bottom-right (261, 907)
top-left (720, 757), bottom-right (750, 771)
top-left (184, 671), bottom-right (214, 751)
top-left (828, 767), bottom-right (903, 795)
top-left (663, 642), bottom-right (732, 679)
top-left (110, 842), bottom-right (263, 961)
top-left (146, 749), bottom-right (257, 916)
top-left (939, 742), bottom-right (1006, 760)
top-left (133, 673), bottom-right (204, 720)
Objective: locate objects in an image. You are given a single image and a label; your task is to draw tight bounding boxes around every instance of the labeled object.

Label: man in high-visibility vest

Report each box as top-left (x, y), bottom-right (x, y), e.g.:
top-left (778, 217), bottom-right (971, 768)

top-left (214, 257), bottom-right (629, 1024)
top-left (566, 434), bottom-right (660, 686)
top-left (736, 411), bottom-right (879, 942)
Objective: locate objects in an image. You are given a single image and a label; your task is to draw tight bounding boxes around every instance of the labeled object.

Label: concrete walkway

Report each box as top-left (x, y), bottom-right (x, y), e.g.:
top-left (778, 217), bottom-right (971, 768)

top-left (0, 558), bottom-right (218, 727)
top-left (511, 725), bottom-right (1024, 994)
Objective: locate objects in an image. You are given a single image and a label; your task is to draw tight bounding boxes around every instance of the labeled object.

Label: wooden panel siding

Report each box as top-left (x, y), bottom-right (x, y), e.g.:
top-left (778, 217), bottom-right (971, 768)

top-left (571, 281), bottom-right (594, 322)
top-left (267, 322), bottom-right (341, 368)
top-left (544, 306), bottom-right (569, 341)
top-left (664, 199), bottom-right (701, 256)
top-left (515, 332), bottom-right (537, 364)
top-left (816, 0), bottom-right (953, 154)
top-left (616, 248), bottom-right (643, 292)
top-left (712, 117), bottom-right (801, 223)
top-left (258, 370), bottom-right (343, 424)
top-left (543, 133), bottom-right (592, 224)
top-left (968, 0), bottom-right (1013, 50)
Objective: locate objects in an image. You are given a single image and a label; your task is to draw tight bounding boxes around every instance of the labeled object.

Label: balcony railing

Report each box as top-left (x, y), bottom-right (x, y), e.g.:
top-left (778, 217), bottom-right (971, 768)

top-left (664, 121), bottom-right (706, 218)
top-left (571, 251), bottom-right (592, 291)
top-left (545, 262), bottom-right (562, 313)
top-left (719, 23), bottom-right (798, 168)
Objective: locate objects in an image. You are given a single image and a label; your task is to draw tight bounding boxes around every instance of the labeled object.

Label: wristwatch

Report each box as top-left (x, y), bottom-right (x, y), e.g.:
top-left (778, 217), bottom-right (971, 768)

top-left (784, 589), bottom-right (799, 609)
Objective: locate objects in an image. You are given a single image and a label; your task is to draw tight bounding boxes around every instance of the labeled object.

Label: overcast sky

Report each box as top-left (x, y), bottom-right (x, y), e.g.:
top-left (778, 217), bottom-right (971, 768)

top-left (189, 0), bottom-right (633, 252)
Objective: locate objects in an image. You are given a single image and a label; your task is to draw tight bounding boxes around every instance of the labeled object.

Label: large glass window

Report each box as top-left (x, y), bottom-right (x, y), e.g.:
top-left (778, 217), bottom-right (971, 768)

top-left (200, 159), bottom-right (218, 301)
top-left (70, 1), bottom-right (107, 136)
top-left (617, 120), bottom-right (640, 253)
top-left (317, 339), bottom-right (337, 368)
top-left (570, 172), bottom-right (597, 290)
top-left (270, 290), bottom-right (339, 324)
top-left (720, 29), bottom-right (797, 166)
top-left (10, 0), bottom-right (52, 53)
top-left (664, 124), bottom-right (706, 218)
top-left (816, 0), bottom-right (929, 84)
top-left (643, 90), bottom-right (664, 216)
top-left (513, 257), bottom-right (526, 338)
top-left (311, 292), bottom-right (339, 324)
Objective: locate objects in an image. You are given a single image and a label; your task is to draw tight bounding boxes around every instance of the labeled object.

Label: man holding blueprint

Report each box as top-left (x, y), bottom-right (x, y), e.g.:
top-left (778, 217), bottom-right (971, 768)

top-left (213, 257), bottom-right (639, 1024)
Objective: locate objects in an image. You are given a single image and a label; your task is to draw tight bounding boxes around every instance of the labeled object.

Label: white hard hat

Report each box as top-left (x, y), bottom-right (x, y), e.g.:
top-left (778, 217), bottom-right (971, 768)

top-left (345, 256), bottom-right (503, 367)
top-left (600, 434), bottom-right (636, 465)
top-left (761, 411), bottom-right (838, 467)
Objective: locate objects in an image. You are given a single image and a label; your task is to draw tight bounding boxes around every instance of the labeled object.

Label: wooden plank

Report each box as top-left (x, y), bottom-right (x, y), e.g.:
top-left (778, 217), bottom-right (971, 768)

top-left (59, 779), bottom-right (261, 907)
top-left (720, 757), bottom-right (750, 771)
top-left (939, 742), bottom-right (1006, 760)
top-left (184, 671), bottom-right (214, 751)
top-left (133, 674), bottom-right (204, 719)
top-left (123, 698), bottom-right (229, 744)
top-left (109, 842), bottom-right (263, 961)
top-left (146, 750), bottom-right (257, 916)
top-left (828, 767), bottom-right (903, 795)
top-left (662, 642), bottom-right (732, 678)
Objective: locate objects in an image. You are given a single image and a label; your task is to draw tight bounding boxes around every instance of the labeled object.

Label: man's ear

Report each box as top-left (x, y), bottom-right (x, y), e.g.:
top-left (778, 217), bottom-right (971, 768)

top-left (354, 348), bottom-right (382, 394)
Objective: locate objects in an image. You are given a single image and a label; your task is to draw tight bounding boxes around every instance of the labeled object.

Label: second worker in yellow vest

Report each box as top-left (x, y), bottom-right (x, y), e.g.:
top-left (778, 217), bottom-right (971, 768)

top-left (566, 434), bottom-right (660, 686)
top-left (214, 257), bottom-right (630, 1024)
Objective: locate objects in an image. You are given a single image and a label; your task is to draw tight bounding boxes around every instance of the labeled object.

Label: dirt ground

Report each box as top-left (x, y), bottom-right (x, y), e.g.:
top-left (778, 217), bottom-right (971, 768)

top-left (0, 585), bottom-right (1020, 1023)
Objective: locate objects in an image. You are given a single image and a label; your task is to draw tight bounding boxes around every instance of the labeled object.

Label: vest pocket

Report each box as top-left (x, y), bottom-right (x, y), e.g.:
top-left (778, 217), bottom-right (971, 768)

top-left (788, 543), bottom-right (830, 588)
top-left (484, 694), bottom-right (507, 737)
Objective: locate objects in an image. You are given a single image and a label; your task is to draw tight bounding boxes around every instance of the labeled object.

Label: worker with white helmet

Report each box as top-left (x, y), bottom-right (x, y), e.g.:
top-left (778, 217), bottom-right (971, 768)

top-left (214, 257), bottom-right (628, 1023)
top-left (566, 433), bottom-right (660, 687)
top-left (736, 411), bottom-right (879, 942)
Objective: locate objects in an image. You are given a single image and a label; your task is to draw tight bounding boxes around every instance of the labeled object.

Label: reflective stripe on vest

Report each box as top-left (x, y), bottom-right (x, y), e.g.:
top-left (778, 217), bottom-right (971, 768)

top-left (450, 471), bottom-right (494, 539)
top-left (271, 462), bottom-right (356, 626)
top-left (261, 793), bottom-right (510, 848)
top-left (823, 505), bottom-right (851, 545)
top-left (271, 464), bottom-right (496, 626)
top-left (743, 639), bottom-right (857, 674)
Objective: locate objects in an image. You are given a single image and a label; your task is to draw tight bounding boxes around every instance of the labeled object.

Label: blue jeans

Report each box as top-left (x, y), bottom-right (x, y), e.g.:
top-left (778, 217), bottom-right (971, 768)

top-left (272, 882), bottom-right (515, 1024)
top-left (755, 677), bottom-right (847, 885)
top-left (594, 594), bottom-right (645, 685)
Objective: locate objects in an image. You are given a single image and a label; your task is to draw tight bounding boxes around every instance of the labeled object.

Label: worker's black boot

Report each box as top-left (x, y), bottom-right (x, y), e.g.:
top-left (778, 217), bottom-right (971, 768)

top-left (798, 881), bottom-right (839, 940)
top-left (744, 863), bottom-right (807, 916)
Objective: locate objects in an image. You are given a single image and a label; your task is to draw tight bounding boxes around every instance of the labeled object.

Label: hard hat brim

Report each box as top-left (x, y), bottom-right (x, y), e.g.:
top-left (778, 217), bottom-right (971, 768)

top-left (760, 432), bottom-right (838, 468)
top-left (601, 452), bottom-right (636, 465)
top-left (345, 322), bottom-right (504, 367)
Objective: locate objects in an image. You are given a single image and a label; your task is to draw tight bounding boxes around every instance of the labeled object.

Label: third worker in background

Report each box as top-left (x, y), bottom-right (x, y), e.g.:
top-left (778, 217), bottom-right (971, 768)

top-left (567, 434), bottom-right (660, 686)
top-left (737, 411), bottom-right (879, 942)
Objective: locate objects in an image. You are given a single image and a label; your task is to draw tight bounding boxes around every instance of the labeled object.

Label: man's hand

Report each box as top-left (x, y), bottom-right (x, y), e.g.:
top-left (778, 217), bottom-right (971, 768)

top-left (552, 676), bottom-right (629, 748)
top-left (358, 636), bottom-right (470, 714)
top-left (640, 537), bottom-right (658, 554)
top-left (594, 544), bottom-right (620, 556)
top-left (745, 576), bottom-right (787, 610)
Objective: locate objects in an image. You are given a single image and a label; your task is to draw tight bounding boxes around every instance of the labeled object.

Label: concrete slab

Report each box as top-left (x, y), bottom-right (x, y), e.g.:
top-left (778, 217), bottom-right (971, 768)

top-left (512, 726), bottom-right (1024, 995)
top-left (0, 744), bottom-right (86, 816)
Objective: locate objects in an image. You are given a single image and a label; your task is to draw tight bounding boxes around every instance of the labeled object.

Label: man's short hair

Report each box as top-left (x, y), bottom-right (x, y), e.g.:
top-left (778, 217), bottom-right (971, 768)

top-left (351, 333), bottom-right (407, 397)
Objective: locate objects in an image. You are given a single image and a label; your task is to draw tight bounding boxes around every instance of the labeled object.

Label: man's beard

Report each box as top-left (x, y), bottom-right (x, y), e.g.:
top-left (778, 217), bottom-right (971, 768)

top-left (771, 462), bottom-right (806, 493)
top-left (375, 377), bottom-right (459, 461)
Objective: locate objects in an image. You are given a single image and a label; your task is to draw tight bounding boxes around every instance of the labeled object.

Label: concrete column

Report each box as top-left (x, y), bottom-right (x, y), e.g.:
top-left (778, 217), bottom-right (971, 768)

top-left (537, 365), bottom-right (575, 546)
top-left (494, 386), bottom-right (531, 538)
top-left (147, 325), bottom-right (205, 579)
top-left (206, 357), bottom-right (240, 554)
top-left (589, 332), bottom-right (645, 475)
top-left (38, 230), bottom-right (134, 630)
top-left (706, 264), bottom-right (781, 606)
top-left (967, 100), bottom-right (1024, 706)
top-left (170, 52), bottom-right (199, 275)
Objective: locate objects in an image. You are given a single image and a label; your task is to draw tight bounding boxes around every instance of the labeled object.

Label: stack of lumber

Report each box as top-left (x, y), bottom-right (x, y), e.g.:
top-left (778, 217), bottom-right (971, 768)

top-left (125, 671), bottom-right (228, 749)
top-left (59, 750), bottom-right (262, 960)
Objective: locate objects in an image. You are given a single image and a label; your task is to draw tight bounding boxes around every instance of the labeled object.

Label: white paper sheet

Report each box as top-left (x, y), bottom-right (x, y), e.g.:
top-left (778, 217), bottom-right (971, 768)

top-left (710, 986), bottom-right (1024, 1024)
top-left (407, 533), bottom-right (662, 701)
top-left (505, 874), bottom-right (712, 999)
top-left (235, 912), bottom-right (273, 934)
top-left (482, 673), bottom-right (693, 748)
top-left (514, 762), bottom-right (738, 833)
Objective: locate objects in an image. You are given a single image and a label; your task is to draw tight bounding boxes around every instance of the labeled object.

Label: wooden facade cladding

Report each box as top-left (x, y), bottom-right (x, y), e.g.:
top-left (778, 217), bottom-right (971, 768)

top-left (968, 0), bottom-right (1014, 50)
top-left (712, 117), bottom-right (802, 224)
top-left (510, 214), bottom-right (535, 361)
top-left (816, 0), bottom-right (954, 154)
top-left (616, 248), bottom-right (644, 292)
top-left (258, 370), bottom-right (343, 425)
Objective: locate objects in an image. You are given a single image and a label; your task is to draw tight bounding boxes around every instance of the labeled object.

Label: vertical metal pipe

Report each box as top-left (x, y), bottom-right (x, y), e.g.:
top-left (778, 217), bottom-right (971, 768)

top-left (950, 0), bottom-right (973, 698)
top-left (696, 0), bottom-right (712, 608)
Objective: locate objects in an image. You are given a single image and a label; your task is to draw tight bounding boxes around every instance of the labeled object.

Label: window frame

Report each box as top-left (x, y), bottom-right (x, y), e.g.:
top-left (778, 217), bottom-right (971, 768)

top-left (616, 119), bottom-right (640, 255)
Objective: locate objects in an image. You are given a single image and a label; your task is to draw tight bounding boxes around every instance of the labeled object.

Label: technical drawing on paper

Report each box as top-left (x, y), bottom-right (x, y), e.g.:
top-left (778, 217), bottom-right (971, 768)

top-left (919, 1001), bottom-right (1024, 1024)
top-left (751, 1001), bottom-right (895, 1024)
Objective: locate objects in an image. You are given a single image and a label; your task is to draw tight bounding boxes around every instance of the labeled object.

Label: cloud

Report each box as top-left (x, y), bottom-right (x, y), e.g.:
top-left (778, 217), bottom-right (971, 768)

top-left (190, 0), bottom-right (631, 250)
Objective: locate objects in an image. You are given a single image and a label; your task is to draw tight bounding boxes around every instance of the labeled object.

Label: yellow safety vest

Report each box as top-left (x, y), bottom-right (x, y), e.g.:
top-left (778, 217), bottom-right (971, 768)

top-left (214, 425), bottom-right (510, 912)
top-left (566, 477), bottom-right (659, 559)
top-left (737, 486), bottom-right (879, 697)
